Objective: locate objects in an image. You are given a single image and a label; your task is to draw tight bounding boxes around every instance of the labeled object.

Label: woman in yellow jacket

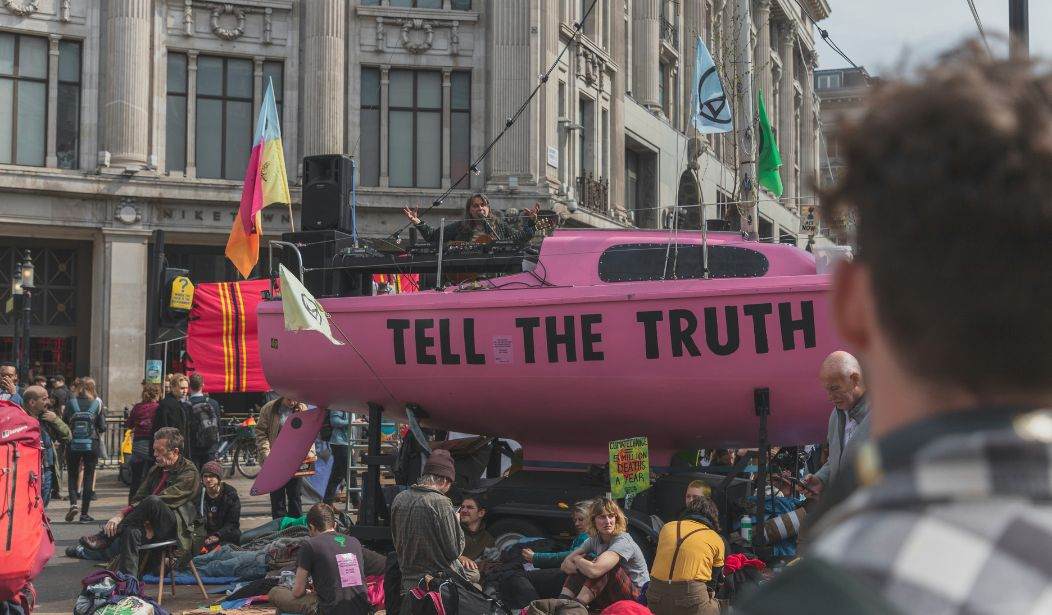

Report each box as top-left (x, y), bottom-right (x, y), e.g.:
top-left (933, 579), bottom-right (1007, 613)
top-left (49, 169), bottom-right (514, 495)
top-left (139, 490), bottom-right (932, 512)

top-left (648, 495), bottom-right (725, 615)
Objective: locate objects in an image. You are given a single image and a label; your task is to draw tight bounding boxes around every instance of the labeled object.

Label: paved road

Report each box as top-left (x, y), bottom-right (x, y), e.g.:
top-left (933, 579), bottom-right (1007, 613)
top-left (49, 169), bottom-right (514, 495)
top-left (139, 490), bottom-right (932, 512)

top-left (35, 465), bottom-right (282, 614)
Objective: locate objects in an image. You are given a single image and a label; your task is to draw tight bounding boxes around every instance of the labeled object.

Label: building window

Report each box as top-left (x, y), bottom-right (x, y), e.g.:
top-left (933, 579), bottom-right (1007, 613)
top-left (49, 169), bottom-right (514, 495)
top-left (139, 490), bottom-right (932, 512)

top-left (389, 69), bottom-right (442, 188)
top-left (600, 108), bottom-right (609, 179)
top-left (659, 61), bottom-right (669, 117)
top-left (0, 33), bottom-right (48, 166)
top-left (56, 41), bottom-right (81, 169)
top-left (816, 72), bottom-right (841, 90)
top-left (759, 216), bottom-right (774, 243)
top-left (557, 81), bottom-right (567, 187)
top-left (359, 67), bottom-right (380, 187)
top-left (451, 0), bottom-right (471, 9)
top-left (578, 96), bottom-right (594, 176)
top-left (450, 71), bottom-right (471, 182)
top-left (166, 52), bottom-right (188, 173)
top-left (389, 0), bottom-right (443, 7)
top-left (263, 60), bottom-right (284, 122)
top-left (716, 189), bottom-right (730, 219)
top-left (196, 55), bottom-right (254, 180)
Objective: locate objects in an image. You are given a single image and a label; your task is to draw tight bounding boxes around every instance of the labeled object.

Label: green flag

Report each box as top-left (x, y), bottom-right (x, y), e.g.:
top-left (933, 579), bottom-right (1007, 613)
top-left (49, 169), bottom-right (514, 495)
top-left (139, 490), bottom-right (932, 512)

top-left (279, 264), bottom-right (344, 346)
top-left (756, 90), bottom-right (783, 198)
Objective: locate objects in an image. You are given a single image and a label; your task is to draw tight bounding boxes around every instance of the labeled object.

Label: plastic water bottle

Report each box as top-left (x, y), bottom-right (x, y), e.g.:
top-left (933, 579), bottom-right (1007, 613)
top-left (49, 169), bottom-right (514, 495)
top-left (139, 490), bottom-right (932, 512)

top-left (280, 570), bottom-right (295, 588)
top-left (740, 514), bottom-right (754, 542)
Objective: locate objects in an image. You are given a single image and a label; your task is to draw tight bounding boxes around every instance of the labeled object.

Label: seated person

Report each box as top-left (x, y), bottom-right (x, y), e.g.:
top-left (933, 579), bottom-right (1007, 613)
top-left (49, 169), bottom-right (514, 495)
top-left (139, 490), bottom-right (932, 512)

top-left (648, 496), bottom-right (724, 615)
top-left (268, 503), bottom-right (372, 615)
top-left (459, 496), bottom-right (495, 560)
top-left (560, 498), bottom-right (650, 609)
top-left (403, 193), bottom-right (539, 245)
top-left (684, 480), bottom-right (711, 509)
top-left (75, 427), bottom-right (201, 576)
top-left (199, 461), bottom-right (241, 550)
top-left (523, 500), bottom-right (592, 568)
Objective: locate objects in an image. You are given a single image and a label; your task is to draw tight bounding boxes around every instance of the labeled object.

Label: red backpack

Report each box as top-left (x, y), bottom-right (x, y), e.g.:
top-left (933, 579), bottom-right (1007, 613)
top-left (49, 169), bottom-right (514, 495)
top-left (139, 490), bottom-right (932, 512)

top-left (0, 399), bottom-right (54, 601)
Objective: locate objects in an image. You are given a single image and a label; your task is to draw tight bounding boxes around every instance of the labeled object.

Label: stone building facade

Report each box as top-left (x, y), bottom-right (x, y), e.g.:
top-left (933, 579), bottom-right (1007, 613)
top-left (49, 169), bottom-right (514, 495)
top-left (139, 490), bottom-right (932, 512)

top-left (816, 65), bottom-right (871, 187)
top-left (0, 0), bottom-right (828, 411)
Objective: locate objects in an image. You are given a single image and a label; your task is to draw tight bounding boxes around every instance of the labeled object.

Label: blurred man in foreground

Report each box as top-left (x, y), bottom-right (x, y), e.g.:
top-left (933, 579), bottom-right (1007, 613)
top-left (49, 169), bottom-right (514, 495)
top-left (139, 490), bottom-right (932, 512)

top-left (740, 42), bottom-right (1052, 614)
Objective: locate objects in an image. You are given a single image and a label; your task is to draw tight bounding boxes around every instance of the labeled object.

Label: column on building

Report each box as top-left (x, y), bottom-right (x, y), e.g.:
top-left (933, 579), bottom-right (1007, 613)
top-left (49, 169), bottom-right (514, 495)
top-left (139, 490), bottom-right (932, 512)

top-left (632, 0), bottom-right (660, 111)
top-left (778, 21), bottom-right (796, 201)
top-left (90, 228), bottom-right (149, 415)
top-left (609, 0), bottom-right (627, 212)
top-left (45, 35), bottom-right (60, 167)
top-left (753, 0), bottom-right (773, 107)
top-left (302, 0), bottom-right (346, 156)
top-left (801, 48), bottom-right (818, 196)
top-left (101, 0), bottom-right (152, 169)
top-left (487, 0), bottom-right (532, 178)
top-left (681, 0), bottom-right (706, 130)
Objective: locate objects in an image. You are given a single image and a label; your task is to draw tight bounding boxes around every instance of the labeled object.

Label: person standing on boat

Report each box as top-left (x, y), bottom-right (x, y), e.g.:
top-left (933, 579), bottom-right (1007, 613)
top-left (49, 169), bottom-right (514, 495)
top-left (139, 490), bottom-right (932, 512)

top-left (801, 351), bottom-right (869, 497)
top-left (402, 193), bottom-right (540, 244)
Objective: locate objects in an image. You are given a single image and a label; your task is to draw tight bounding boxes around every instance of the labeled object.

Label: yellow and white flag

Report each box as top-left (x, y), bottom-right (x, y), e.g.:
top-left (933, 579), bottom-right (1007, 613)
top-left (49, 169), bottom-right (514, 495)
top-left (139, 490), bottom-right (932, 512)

top-left (278, 264), bottom-right (344, 346)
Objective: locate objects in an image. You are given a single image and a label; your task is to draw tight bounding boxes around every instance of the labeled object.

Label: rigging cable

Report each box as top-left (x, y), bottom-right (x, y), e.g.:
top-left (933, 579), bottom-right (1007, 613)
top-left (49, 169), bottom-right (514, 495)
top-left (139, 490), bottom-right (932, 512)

top-left (385, 0), bottom-right (601, 242)
top-left (964, 0), bottom-right (995, 56)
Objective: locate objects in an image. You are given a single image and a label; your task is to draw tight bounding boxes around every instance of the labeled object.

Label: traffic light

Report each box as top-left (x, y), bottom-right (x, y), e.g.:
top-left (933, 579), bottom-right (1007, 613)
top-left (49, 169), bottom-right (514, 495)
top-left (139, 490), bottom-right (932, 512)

top-left (160, 267), bottom-right (193, 330)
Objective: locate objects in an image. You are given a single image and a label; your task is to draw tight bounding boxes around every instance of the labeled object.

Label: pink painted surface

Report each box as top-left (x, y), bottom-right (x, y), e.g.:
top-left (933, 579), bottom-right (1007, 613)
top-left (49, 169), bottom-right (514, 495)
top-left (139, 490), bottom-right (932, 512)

top-left (258, 230), bottom-right (843, 466)
top-left (251, 406), bottom-right (325, 495)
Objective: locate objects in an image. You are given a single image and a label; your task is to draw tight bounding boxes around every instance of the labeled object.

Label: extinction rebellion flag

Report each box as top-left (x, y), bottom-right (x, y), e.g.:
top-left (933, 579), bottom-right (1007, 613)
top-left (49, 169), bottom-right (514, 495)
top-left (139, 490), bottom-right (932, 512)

top-left (691, 35), bottom-right (733, 134)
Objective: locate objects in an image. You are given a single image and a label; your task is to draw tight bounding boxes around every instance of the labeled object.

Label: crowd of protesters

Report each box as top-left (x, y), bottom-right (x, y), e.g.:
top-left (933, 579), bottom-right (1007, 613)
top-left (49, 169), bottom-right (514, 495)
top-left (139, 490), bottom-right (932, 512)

top-left (4, 40), bottom-right (1050, 614)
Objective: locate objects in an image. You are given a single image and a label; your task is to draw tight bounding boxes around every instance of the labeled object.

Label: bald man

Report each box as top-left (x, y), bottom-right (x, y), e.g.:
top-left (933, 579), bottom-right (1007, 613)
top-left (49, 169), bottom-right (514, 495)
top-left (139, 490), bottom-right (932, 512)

top-left (22, 385), bottom-right (70, 507)
top-left (802, 351), bottom-right (869, 496)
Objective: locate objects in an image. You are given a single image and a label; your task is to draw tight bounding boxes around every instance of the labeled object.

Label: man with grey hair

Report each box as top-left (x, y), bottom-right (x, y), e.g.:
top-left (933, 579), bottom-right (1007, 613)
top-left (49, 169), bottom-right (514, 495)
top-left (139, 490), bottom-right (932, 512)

top-left (802, 350), bottom-right (869, 496)
top-left (72, 426), bottom-right (201, 576)
top-left (391, 449), bottom-right (478, 615)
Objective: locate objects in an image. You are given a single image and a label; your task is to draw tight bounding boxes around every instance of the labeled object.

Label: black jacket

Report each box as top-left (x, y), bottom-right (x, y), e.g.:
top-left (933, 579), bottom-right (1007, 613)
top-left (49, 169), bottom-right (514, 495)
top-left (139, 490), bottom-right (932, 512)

top-left (152, 394), bottom-right (190, 443)
top-left (201, 482), bottom-right (241, 544)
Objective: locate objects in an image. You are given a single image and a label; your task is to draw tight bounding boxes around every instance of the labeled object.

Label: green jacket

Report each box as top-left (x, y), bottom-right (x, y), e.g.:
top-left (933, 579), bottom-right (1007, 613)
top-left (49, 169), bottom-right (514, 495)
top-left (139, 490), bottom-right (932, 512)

top-left (131, 456), bottom-right (202, 556)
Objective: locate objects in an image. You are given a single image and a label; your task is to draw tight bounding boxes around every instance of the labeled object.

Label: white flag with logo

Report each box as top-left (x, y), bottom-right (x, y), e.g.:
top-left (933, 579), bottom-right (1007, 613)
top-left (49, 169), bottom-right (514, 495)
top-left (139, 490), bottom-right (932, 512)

top-left (691, 35), bottom-right (734, 134)
top-left (279, 264), bottom-right (344, 346)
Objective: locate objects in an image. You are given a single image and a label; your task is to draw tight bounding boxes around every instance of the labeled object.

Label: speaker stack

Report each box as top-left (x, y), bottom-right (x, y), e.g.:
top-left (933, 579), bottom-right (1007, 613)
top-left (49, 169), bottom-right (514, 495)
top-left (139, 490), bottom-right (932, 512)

top-left (280, 155), bottom-right (363, 297)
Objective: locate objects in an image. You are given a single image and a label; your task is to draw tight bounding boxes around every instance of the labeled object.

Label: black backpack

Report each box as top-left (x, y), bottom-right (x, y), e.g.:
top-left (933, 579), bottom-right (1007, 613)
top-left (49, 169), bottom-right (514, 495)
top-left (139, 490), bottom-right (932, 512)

top-left (410, 569), bottom-right (510, 615)
top-left (188, 398), bottom-right (219, 452)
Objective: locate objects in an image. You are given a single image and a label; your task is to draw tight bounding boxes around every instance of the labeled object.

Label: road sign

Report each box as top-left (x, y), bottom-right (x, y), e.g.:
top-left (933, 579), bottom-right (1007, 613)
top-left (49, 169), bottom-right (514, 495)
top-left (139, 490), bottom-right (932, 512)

top-left (169, 276), bottom-right (195, 311)
top-left (801, 205), bottom-right (818, 235)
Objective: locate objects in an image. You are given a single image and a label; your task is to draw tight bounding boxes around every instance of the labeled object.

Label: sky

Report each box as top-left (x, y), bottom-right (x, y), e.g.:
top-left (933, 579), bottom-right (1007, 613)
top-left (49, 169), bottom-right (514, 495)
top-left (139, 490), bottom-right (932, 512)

top-left (816, 0), bottom-right (1052, 74)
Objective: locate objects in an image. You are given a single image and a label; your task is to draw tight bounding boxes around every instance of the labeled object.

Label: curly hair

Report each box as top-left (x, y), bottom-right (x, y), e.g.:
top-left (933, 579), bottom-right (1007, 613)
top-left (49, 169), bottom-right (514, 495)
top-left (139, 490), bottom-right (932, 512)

top-left (821, 41), bottom-right (1052, 395)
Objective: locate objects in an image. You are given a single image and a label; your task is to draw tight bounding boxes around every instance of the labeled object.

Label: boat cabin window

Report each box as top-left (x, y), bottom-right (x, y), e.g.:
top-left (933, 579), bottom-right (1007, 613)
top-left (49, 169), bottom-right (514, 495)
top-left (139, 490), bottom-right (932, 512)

top-left (597, 243), bottom-right (770, 282)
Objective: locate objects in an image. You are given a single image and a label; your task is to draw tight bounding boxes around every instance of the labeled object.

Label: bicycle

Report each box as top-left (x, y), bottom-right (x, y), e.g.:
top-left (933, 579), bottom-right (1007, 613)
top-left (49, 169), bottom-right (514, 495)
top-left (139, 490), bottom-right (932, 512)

top-left (217, 418), bottom-right (261, 479)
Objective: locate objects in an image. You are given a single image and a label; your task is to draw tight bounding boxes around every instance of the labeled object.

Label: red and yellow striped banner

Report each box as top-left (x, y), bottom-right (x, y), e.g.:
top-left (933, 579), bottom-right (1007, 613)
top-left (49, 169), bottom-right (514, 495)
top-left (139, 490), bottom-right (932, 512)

top-left (187, 279), bottom-right (272, 393)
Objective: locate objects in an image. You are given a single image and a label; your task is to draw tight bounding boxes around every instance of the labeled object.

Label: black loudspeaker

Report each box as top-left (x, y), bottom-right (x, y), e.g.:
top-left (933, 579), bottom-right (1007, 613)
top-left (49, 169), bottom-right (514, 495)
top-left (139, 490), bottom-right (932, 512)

top-left (280, 230), bottom-right (363, 298)
top-left (302, 155), bottom-right (355, 233)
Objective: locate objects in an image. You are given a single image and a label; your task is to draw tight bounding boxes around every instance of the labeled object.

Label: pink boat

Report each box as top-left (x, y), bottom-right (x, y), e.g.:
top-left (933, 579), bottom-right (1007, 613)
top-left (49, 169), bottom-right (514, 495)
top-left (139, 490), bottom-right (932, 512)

top-left (257, 229), bottom-right (842, 467)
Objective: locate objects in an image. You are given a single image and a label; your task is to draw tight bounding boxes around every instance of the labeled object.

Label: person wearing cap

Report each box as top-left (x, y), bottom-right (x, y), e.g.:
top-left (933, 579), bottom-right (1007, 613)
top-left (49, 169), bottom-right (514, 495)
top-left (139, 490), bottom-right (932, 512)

top-left (198, 460), bottom-right (241, 550)
top-left (391, 449), bottom-right (479, 614)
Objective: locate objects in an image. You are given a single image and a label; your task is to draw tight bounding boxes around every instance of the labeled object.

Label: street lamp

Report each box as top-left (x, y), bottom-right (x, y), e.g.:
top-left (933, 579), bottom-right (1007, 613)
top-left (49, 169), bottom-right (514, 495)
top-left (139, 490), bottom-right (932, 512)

top-left (10, 268), bottom-right (21, 365)
top-left (18, 250), bottom-right (33, 383)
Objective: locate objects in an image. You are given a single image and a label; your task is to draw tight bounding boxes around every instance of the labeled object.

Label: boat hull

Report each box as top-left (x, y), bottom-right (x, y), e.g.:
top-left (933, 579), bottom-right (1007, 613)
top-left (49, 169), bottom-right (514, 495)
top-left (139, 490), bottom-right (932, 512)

top-left (257, 275), bottom-right (841, 465)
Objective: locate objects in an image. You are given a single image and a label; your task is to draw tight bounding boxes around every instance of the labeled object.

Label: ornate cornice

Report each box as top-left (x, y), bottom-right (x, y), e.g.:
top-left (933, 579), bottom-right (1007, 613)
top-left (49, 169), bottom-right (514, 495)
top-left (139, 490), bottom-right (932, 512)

top-left (2, 0), bottom-right (38, 17)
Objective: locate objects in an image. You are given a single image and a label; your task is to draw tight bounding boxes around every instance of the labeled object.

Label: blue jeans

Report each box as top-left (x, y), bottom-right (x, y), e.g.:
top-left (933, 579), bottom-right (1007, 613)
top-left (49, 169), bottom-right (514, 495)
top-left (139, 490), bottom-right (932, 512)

top-left (42, 467), bottom-right (54, 508)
